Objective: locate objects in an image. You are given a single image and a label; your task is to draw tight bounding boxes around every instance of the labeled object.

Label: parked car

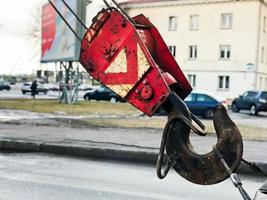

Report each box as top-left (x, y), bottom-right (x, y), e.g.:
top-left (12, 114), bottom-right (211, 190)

top-left (21, 82), bottom-right (48, 95)
top-left (231, 90), bottom-right (267, 115)
top-left (156, 91), bottom-right (227, 118)
top-left (0, 82), bottom-right (11, 91)
top-left (8, 77), bottom-right (17, 85)
top-left (83, 86), bottom-right (125, 102)
top-left (45, 83), bottom-right (59, 92)
top-left (184, 91), bottom-right (228, 119)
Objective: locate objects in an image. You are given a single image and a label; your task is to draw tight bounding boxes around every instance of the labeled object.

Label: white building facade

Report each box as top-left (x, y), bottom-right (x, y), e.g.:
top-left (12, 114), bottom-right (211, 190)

top-left (121, 0), bottom-right (267, 98)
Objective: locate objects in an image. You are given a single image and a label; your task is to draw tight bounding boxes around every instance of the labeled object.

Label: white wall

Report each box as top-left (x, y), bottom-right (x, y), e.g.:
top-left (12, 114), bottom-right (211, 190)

top-left (123, 0), bottom-right (267, 97)
top-left (185, 71), bottom-right (256, 98)
top-left (256, 3), bottom-right (267, 90)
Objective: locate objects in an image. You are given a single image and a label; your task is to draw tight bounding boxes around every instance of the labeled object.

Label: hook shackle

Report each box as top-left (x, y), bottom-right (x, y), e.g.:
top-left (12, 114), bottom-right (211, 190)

top-left (162, 93), bottom-right (243, 185)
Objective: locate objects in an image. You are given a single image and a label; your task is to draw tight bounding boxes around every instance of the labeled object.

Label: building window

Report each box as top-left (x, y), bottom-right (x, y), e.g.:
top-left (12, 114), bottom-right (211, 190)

top-left (261, 47), bottom-right (264, 63)
top-left (221, 13), bottom-right (233, 29)
top-left (168, 46), bottom-right (176, 57)
top-left (218, 76), bottom-right (230, 90)
top-left (264, 16), bottom-right (266, 33)
top-left (219, 45), bottom-right (231, 59)
top-left (168, 16), bottom-right (177, 31)
top-left (190, 15), bottom-right (199, 30)
top-left (188, 74), bottom-right (196, 87)
top-left (184, 93), bottom-right (193, 101)
top-left (189, 45), bottom-right (197, 59)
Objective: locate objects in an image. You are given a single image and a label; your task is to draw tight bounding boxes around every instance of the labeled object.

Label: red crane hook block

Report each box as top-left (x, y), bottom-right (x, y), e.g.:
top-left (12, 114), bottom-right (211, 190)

top-left (79, 8), bottom-right (192, 116)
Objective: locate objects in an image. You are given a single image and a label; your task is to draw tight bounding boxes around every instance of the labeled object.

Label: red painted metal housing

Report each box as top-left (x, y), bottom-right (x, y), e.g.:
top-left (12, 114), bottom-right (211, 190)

top-left (79, 8), bottom-right (192, 116)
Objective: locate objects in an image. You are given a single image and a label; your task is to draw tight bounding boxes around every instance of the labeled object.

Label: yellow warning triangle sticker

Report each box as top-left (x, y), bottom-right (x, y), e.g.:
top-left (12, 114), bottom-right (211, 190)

top-left (105, 44), bottom-right (151, 98)
top-left (137, 44), bottom-right (150, 79)
top-left (105, 48), bottom-right (127, 73)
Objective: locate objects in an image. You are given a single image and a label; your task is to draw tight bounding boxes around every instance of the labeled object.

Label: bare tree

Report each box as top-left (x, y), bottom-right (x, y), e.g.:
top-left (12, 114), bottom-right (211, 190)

top-left (24, 1), bottom-right (46, 60)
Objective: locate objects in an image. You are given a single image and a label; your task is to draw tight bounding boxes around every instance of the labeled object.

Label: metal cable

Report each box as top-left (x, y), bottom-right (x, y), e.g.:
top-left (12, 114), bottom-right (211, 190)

top-left (242, 158), bottom-right (267, 177)
top-left (213, 146), bottom-right (252, 200)
top-left (103, 0), bottom-right (111, 8)
top-left (60, 0), bottom-right (88, 30)
top-left (108, 0), bottom-right (136, 24)
top-left (48, 0), bottom-right (82, 42)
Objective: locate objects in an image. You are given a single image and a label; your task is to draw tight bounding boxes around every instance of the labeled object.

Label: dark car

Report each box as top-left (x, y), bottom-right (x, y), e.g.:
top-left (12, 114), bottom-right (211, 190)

top-left (231, 90), bottom-right (267, 115)
top-left (184, 91), bottom-right (227, 119)
top-left (0, 82), bottom-right (11, 91)
top-left (156, 91), bottom-right (227, 118)
top-left (83, 86), bottom-right (125, 102)
top-left (21, 82), bottom-right (48, 95)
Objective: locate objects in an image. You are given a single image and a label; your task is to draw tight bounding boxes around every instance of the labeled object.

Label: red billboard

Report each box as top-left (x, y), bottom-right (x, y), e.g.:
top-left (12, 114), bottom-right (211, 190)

top-left (41, 3), bottom-right (56, 60)
top-left (41, 0), bottom-right (85, 63)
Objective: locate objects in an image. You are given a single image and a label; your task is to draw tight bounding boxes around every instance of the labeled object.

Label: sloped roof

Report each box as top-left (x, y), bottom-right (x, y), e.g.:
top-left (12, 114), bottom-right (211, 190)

top-left (120, 0), bottom-right (174, 5)
top-left (120, 0), bottom-right (255, 5)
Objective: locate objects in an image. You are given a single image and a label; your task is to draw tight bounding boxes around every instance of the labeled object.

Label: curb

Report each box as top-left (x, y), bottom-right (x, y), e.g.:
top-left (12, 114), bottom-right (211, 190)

top-left (1, 140), bottom-right (42, 152)
top-left (42, 143), bottom-right (158, 164)
top-left (0, 139), bottom-right (158, 164)
top-left (0, 139), bottom-right (266, 177)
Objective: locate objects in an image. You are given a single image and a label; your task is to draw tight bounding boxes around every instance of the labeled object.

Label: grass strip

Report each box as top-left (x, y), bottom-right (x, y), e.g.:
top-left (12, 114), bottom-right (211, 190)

top-left (0, 99), bottom-right (138, 115)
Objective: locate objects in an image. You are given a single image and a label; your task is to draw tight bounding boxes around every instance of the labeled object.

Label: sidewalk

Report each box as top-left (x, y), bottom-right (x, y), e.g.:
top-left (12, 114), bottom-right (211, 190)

top-left (0, 123), bottom-right (266, 176)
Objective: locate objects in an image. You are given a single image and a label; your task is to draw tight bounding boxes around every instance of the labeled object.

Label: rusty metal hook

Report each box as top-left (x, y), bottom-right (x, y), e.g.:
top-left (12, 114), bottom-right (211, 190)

top-left (160, 93), bottom-right (243, 185)
top-left (157, 102), bottom-right (206, 179)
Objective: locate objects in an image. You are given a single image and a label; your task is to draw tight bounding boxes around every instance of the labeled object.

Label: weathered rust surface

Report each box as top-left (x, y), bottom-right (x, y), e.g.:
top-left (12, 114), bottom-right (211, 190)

top-left (164, 94), bottom-right (243, 185)
top-left (79, 8), bottom-right (192, 116)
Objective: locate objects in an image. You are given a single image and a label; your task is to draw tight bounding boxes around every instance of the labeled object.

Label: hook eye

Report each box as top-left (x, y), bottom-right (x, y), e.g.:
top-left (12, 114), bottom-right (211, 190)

top-left (170, 112), bottom-right (207, 136)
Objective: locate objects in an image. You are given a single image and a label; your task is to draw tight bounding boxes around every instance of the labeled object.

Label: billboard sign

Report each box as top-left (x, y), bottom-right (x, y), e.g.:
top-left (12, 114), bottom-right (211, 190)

top-left (41, 0), bottom-right (85, 63)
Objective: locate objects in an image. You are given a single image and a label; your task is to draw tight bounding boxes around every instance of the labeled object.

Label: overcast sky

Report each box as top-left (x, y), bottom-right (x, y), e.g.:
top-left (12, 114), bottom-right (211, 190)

top-left (0, 0), bottom-right (113, 75)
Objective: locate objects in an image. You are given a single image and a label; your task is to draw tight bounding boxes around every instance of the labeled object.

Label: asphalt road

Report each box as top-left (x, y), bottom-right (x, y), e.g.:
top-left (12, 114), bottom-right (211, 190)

top-left (0, 153), bottom-right (265, 200)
